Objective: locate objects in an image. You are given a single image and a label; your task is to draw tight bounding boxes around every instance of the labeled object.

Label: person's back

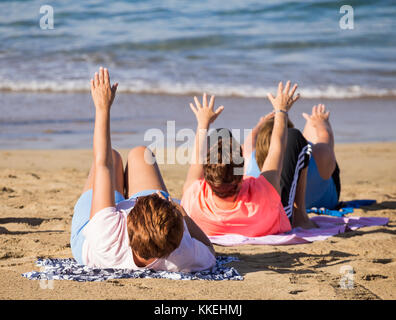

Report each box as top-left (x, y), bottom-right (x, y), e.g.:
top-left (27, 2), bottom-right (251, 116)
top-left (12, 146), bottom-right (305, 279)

top-left (181, 128), bottom-right (290, 237)
top-left (81, 193), bottom-right (215, 272)
top-left (182, 175), bottom-right (290, 237)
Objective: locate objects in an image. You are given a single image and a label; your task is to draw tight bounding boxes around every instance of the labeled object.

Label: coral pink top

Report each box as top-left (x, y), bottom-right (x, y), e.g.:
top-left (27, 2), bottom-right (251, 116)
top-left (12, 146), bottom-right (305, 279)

top-left (181, 175), bottom-right (291, 237)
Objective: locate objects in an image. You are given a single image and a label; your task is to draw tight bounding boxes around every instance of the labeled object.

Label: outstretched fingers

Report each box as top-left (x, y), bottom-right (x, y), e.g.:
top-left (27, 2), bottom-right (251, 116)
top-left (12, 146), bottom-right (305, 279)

top-left (99, 67), bottom-right (104, 84)
top-left (104, 68), bottom-right (110, 87)
top-left (306, 103), bottom-right (331, 121)
top-left (208, 95), bottom-right (215, 110)
top-left (194, 96), bottom-right (202, 109)
top-left (284, 80), bottom-right (291, 95)
top-left (291, 92), bottom-right (300, 103)
top-left (213, 105), bottom-right (224, 121)
top-left (312, 105), bottom-right (318, 116)
top-left (319, 104), bottom-right (330, 119)
top-left (193, 93), bottom-right (216, 110)
top-left (190, 93), bottom-right (224, 126)
top-left (302, 112), bottom-right (309, 120)
top-left (94, 72), bottom-right (99, 87)
top-left (202, 93), bottom-right (208, 108)
top-left (214, 105), bottom-right (224, 115)
top-left (289, 84), bottom-right (298, 98)
top-left (189, 102), bottom-right (198, 116)
top-left (277, 81), bottom-right (283, 96)
top-left (314, 104), bottom-right (326, 116)
top-left (267, 92), bottom-right (275, 104)
top-left (325, 111), bottom-right (330, 119)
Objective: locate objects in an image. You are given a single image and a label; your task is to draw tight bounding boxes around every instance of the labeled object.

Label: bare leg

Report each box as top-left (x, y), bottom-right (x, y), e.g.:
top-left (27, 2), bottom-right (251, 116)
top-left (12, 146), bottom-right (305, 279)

top-left (125, 146), bottom-right (168, 198)
top-left (82, 149), bottom-right (124, 195)
top-left (302, 104), bottom-right (336, 180)
top-left (292, 167), bottom-right (317, 229)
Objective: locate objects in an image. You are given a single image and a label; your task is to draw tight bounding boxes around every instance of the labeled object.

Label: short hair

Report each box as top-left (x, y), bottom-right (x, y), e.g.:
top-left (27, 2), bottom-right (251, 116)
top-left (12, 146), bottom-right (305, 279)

top-left (203, 128), bottom-right (244, 199)
top-left (127, 194), bottom-right (184, 260)
top-left (255, 118), bottom-right (294, 169)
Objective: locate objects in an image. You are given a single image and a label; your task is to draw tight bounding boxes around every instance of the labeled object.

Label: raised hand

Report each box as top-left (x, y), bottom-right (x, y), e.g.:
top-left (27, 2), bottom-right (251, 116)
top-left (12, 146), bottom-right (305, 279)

top-left (302, 104), bottom-right (330, 128)
top-left (267, 81), bottom-right (299, 112)
top-left (189, 93), bottom-right (224, 129)
top-left (90, 67), bottom-right (118, 112)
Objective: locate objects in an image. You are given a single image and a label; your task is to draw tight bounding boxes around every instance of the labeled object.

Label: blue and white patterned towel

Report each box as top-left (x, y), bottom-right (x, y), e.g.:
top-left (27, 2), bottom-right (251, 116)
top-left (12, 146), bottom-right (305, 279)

top-left (22, 255), bottom-right (243, 282)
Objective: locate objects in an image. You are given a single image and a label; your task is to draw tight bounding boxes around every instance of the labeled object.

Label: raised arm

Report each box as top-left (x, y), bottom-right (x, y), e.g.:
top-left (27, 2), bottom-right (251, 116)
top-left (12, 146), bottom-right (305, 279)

top-left (182, 93), bottom-right (224, 195)
top-left (89, 67), bottom-right (119, 219)
top-left (261, 81), bottom-right (299, 194)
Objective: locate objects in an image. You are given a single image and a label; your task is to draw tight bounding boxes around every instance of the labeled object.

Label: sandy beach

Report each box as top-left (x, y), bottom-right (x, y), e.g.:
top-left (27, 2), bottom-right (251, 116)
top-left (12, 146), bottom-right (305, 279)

top-left (1, 0), bottom-right (396, 303)
top-left (0, 142), bottom-right (395, 300)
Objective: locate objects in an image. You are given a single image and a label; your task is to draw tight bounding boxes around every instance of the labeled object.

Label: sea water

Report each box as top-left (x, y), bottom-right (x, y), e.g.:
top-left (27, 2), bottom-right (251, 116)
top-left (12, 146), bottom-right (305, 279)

top-left (0, 0), bottom-right (395, 148)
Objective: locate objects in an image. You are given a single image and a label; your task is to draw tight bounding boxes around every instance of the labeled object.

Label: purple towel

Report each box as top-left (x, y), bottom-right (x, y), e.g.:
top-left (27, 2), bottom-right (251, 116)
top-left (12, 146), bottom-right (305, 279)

top-left (208, 216), bottom-right (389, 246)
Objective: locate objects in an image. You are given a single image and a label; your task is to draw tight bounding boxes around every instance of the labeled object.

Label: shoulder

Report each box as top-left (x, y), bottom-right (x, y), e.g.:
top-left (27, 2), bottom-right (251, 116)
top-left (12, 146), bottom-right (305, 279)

top-left (240, 175), bottom-right (280, 199)
top-left (186, 179), bottom-right (206, 192)
top-left (83, 207), bottom-right (127, 240)
top-left (242, 174), bottom-right (270, 189)
top-left (88, 207), bottom-right (120, 224)
top-left (116, 198), bottom-right (137, 212)
top-left (82, 207), bottom-right (133, 268)
top-left (181, 179), bottom-right (205, 203)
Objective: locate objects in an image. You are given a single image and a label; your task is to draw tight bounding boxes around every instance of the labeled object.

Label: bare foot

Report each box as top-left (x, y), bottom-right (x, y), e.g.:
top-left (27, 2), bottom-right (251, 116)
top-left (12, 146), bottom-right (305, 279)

top-left (302, 104), bottom-right (334, 147)
top-left (292, 211), bottom-right (318, 229)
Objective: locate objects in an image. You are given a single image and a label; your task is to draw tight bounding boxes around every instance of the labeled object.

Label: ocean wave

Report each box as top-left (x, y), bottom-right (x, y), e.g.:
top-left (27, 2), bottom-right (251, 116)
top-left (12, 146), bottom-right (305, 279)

top-left (0, 79), bottom-right (395, 99)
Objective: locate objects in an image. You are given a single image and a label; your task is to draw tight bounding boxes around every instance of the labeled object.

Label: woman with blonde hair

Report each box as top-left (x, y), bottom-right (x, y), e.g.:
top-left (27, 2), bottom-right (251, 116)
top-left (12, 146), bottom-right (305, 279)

top-left (246, 104), bottom-right (341, 211)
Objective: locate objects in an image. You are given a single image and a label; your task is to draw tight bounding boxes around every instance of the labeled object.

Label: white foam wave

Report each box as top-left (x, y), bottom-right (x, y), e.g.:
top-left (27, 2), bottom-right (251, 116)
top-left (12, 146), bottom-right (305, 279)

top-left (0, 79), bottom-right (395, 99)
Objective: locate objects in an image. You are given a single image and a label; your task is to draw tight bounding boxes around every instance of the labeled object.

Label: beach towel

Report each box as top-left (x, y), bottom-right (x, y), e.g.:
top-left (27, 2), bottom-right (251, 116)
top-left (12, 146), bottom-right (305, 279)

top-left (22, 255), bottom-right (243, 282)
top-left (208, 216), bottom-right (388, 246)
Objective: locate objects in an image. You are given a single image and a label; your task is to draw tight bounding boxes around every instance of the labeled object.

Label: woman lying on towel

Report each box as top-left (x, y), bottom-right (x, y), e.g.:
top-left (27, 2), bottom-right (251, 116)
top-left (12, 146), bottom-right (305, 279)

top-left (70, 67), bottom-right (215, 272)
top-left (181, 82), bottom-right (317, 237)
top-left (244, 104), bottom-right (341, 211)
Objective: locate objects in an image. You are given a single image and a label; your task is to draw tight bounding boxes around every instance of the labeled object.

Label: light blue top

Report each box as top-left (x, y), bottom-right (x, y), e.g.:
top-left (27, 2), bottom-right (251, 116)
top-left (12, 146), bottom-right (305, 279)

top-left (245, 150), bottom-right (338, 210)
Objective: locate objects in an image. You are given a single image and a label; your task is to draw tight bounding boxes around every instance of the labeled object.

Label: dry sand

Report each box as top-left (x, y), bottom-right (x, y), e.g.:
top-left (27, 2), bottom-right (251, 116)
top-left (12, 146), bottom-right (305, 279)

top-left (0, 143), bottom-right (395, 300)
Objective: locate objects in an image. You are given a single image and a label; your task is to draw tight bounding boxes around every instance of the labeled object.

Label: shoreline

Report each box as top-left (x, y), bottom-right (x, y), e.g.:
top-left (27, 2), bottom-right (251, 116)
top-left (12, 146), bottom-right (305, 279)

top-left (1, 93), bottom-right (396, 149)
top-left (2, 89), bottom-right (396, 100)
